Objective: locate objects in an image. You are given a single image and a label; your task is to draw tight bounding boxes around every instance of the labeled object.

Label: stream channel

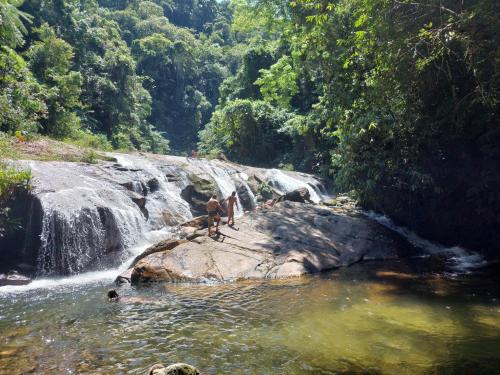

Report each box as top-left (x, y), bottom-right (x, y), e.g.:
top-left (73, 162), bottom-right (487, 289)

top-left (1, 258), bottom-right (499, 374)
top-left (1, 155), bottom-right (499, 374)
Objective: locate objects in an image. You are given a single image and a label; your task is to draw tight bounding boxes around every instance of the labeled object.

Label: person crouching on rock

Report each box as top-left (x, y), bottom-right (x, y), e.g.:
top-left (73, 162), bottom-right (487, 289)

top-left (207, 194), bottom-right (225, 236)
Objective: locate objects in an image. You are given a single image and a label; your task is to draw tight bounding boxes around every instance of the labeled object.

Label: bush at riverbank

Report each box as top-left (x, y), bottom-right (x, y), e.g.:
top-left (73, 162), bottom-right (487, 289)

top-left (0, 162), bottom-right (31, 238)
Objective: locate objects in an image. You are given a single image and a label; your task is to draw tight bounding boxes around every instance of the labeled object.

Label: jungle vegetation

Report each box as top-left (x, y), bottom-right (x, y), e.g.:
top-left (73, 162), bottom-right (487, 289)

top-left (0, 0), bottom-right (498, 252)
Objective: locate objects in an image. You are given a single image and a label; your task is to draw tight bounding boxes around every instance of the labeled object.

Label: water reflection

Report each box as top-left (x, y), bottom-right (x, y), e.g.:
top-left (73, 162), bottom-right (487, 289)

top-left (1, 261), bottom-right (499, 374)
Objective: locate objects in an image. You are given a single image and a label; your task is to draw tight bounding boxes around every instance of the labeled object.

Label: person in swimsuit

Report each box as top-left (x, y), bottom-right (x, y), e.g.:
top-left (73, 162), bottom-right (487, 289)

top-left (207, 195), bottom-right (224, 236)
top-left (107, 290), bottom-right (161, 304)
top-left (226, 191), bottom-right (239, 226)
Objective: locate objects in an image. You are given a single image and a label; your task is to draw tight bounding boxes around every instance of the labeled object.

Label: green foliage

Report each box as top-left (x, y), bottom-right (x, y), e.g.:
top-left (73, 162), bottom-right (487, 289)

top-left (0, 47), bottom-right (46, 134)
top-left (101, 0), bottom-right (231, 152)
top-left (256, 181), bottom-right (273, 200)
top-left (0, 0), bottom-right (231, 154)
top-left (0, 0), bottom-right (32, 48)
top-left (27, 23), bottom-right (82, 138)
top-left (81, 150), bottom-right (99, 164)
top-left (199, 99), bottom-right (292, 165)
top-left (0, 132), bottom-right (19, 159)
top-left (65, 130), bottom-right (112, 151)
top-left (278, 163), bottom-right (294, 171)
top-left (219, 45), bottom-right (275, 104)
top-left (0, 162), bottom-right (31, 237)
top-left (0, 0), bottom-right (497, 239)
top-left (255, 55), bottom-right (299, 109)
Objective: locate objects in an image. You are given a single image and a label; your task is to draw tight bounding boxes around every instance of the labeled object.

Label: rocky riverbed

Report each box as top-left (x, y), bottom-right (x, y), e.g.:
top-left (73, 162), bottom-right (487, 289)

top-left (1, 152), bottom-right (328, 277)
top-left (123, 200), bottom-right (411, 283)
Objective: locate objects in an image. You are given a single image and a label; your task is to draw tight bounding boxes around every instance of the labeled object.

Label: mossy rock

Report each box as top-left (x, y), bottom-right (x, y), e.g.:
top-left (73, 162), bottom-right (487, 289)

top-left (181, 174), bottom-right (220, 213)
top-left (189, 174), bottom-right (216, 194)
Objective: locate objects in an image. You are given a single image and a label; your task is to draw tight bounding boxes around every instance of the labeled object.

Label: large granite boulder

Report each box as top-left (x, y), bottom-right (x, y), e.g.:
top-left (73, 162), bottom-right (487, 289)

top-left (235, 181), bottom-right (255, 211)
top-left (131, 201), bottom-right (411, 283)
top-left (181, 174), bottom-right (219, 213)
top-left (279, 187), bottom-right (312, 203)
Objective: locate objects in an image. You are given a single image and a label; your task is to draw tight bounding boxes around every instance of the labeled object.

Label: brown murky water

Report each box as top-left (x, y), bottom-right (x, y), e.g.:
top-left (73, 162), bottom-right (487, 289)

top-left (1, 260), bottom-right (499, 374)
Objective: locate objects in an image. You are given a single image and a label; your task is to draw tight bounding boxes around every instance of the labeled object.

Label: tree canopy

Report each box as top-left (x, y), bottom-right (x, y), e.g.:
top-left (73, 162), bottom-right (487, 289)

top-left (0, 0), bottom-right (498, 251)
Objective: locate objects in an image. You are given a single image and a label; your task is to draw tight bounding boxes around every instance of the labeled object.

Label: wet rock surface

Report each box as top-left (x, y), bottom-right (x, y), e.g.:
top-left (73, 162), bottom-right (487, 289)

top-left (131, 201), bottom-right (410, 283)
top-left (0, 271), bottom-right (31, 287)
top-left (278, 187), bottom-right (312, 203)
top-left (181, 174), bottom-right (219, 214)
top-left (147, 363), bottom-right (200, 375)
top-left (1, 153), bottom-right (329, 276)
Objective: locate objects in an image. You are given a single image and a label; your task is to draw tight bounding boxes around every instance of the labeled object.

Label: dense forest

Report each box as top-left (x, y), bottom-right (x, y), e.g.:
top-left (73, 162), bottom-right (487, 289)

top-left (0, 0), bottom-right (499, 253)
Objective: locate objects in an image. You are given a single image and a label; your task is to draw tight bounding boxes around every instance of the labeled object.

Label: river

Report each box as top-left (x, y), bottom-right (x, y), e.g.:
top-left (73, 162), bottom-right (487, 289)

top-left (1, 258), bottom-right (499, 374)
top-left (1, 155), bottom-right (499, 373)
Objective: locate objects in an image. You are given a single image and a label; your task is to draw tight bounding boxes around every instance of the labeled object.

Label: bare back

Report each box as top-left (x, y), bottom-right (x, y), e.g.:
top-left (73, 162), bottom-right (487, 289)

top-left (207, 198), bottom-right (221, 213)
top-left (227, 196), bottom-right (238, 211)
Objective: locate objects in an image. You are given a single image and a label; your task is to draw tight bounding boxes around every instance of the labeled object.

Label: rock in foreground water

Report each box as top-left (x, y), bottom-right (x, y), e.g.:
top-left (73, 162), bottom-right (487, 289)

top-left (147, 363), bottom-right (200, 375)
top-left (131, 201), bottom-right (410, 283)
top-left (0, 271), bottom-right (31, 287)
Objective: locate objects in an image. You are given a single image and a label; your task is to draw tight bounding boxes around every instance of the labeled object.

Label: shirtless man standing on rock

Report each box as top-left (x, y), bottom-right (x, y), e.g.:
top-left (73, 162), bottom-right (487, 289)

top-left (207, 195), bottom-right (224, 236)
top-left (226, 191), bottom-right (239, 226)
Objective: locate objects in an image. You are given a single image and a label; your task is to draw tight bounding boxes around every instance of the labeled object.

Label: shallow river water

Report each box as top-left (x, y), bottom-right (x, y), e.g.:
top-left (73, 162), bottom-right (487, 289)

top-left (1, 260), bottom-right (499, 375)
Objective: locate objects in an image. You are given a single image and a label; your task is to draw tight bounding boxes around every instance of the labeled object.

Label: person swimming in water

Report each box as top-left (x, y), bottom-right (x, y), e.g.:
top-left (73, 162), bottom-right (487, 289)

top-left (207, 194), bottom-right (225, 236)
top-left (107, 290), bottom-right (162, 304)
top-left (107, 289), bottom-right (120, 302)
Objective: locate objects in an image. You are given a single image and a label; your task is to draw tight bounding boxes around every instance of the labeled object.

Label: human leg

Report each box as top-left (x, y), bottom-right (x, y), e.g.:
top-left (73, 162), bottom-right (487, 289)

top-left (215, 214), bottom-right (221, 233)
top-left (208, 215), bottom-right (213, 236)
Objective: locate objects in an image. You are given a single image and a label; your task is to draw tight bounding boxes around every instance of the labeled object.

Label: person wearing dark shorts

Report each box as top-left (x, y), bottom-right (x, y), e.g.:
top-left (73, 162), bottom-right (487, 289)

top-left (207, 195), bottom-right (224, 236)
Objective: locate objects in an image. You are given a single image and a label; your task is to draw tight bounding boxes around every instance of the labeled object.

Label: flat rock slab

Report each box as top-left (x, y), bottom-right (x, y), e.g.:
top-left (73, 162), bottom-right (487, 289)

top-left (131, 201), bottom-right (411, 283)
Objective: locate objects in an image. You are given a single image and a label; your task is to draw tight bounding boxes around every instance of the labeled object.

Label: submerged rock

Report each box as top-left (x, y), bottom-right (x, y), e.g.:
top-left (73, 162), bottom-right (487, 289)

top-left (147, 363), bottom-right (200, 375)
top-left (115, 268), bottom-right (133, 284)
top-left (0, 271), bottom-right (31, 287)
top-left (131, 201), bottom-right (410, 283)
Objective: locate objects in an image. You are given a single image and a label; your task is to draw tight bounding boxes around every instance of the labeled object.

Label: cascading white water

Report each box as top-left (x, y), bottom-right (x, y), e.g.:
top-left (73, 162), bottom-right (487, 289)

top-left (188, 159), bottom-right (256, 215)
top-left (265, 169), bottom-right (325, 203)
top-left (31, 163), bottom-right (149, 275)
top-left (28, 156), bottom-right (194, 277)
top-left (234, 171), bottom-right (257, 210)
top-left (26, 155), bottom-right (263, 278)
top-left (8, 155), bottom-right (331, 285)
top-left (363, 211), bottom-right (487, 272)
top-left (112, 154), bottom-right (193, 228)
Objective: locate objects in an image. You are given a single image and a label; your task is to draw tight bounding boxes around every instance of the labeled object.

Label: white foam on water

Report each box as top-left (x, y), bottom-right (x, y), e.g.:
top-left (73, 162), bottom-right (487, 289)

top-left (363, 211), bottom-right (487, 272)
top-left (2, 156), bottom-right (327, 293)
top-left (0, 227), bottom-right (176, 295)
top-left (112, 154), bottom-right (193, 228)
top-left (265, 169), bottom-right (325, 203)
top-left (188, 159), bottom-right (255, 217)
top-left (30, 162), bottom-right (149, 276)
top-left (3, 155), bottom-right (195, 288)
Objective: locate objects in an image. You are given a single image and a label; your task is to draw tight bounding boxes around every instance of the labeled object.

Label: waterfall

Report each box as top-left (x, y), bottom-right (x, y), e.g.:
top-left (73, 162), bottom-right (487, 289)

top-left (9, 155), bottom-right (329, 278)
top-left (363, 211), bottom-right (487, 273)
top-left (29, 156), bottom-right (193, 276)
top-left (112, 154), bottom-right (193, 228)
top-left (265, 169), bottom-right (325, 203)
top-left (188, 159), bottom-right (256, 215)
top-left (32, 163), bottom-right (147, 275)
